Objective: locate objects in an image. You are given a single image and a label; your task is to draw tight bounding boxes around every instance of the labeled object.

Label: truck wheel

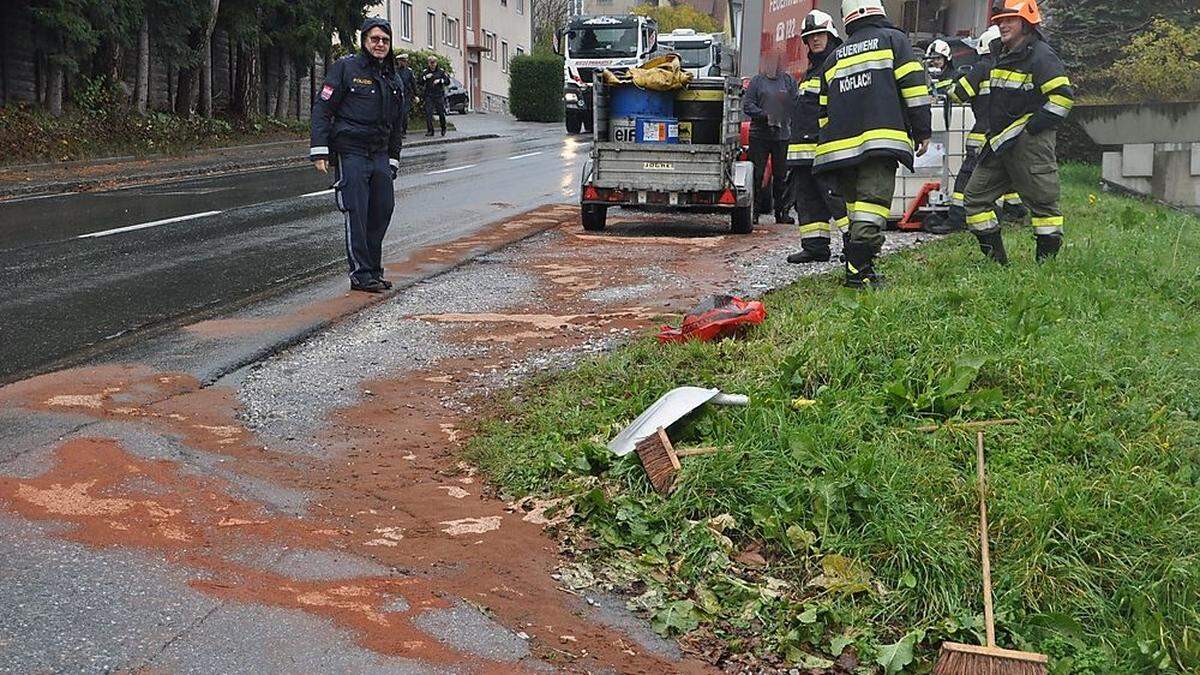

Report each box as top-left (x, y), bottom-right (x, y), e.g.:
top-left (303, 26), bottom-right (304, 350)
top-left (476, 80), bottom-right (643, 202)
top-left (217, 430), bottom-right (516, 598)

top-left (581, 205), bottom-right (607, 231)
top-left (566, 114), bottom-right (582, 134)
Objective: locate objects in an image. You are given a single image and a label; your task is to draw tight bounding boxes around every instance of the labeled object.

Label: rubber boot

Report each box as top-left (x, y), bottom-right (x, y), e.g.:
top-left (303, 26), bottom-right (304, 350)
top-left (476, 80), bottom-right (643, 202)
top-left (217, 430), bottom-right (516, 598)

top-left (787, 237), bottom-right (832, 264)
top-left (974, 230), bottom-right (1009, 265)
top-left (843, 241), bottom-right (884, 289)
top-left (928, 206), bottom-right (966, 234)
top-left (1035, 233), bottom-right (1062, 262)
top-left (775, 211), bottom-right (795, 225)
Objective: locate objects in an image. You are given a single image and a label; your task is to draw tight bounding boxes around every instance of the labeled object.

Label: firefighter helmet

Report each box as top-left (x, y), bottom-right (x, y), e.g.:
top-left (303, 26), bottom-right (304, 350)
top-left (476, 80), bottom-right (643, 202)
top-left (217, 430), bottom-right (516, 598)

top-left (991, 0), bottom-right (1042, 26)
top-left (976, 25), bottom-right (1001, 54)
top-left (842, 0), bottom-right (886, 25)
top-left (801, 9), bottom-right (840, 40)
top-left (925, 39), bottom-right (951, 60)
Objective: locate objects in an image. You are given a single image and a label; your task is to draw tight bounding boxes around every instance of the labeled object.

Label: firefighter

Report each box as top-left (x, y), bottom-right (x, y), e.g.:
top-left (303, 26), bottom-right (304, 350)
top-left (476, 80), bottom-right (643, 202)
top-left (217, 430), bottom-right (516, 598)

top-left (814, 0), bottom-right (932, 288)
top-left (785, 10), bottom-right (848, 264)
top-left (421, 55), bottom-right (451, 137)
top-left (744, 45), bottom-right (800, 225)
top-left (310, 17), bottom-right (406, 293)
top-left (924, 39), bottom-right (955, 96)
top-left (963, 0), bottom-right (1073, 263)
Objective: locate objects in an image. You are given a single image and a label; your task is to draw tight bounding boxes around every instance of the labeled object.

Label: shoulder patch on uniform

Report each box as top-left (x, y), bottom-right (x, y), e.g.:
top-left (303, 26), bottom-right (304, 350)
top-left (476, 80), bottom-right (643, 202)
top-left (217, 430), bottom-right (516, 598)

top-left (320, 84), bottom-right (334, 100)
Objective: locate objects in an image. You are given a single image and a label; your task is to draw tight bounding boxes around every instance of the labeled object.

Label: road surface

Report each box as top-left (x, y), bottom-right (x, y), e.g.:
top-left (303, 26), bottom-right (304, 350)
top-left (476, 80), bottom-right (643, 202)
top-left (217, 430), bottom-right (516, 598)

top-left (0, 124), bottom-right (587, 383)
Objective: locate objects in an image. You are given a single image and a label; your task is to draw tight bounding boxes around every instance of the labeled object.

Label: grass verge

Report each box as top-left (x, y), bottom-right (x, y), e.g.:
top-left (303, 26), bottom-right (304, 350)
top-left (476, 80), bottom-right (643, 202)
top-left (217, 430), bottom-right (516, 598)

top-left (469, 164), bottom-right (1200, 673)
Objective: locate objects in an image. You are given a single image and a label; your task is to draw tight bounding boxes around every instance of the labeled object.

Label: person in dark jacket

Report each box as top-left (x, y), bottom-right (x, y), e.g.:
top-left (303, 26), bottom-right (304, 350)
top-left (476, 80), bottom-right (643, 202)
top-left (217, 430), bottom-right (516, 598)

top-left (815, 0), bottom-right (932, 288)
top-left (785, 10), bottom-right (848, 263)
top-left (396, 53), bottom-right (418, 138)
top-left (743, 46), bottom-right (799, 224)
top-left (310, 17), bottom-right (406, 293)
top-left (421, 55), bottom-right (451, 137)
top-left (962, 0), bottom-right (1073, 263)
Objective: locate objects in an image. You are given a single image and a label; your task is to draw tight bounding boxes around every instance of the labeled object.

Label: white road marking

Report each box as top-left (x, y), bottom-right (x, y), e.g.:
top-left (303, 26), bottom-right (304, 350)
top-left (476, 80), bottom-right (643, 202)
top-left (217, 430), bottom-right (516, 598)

top-left (508, 151), bottom-right (543, 160)
top-left (301, 189), bottom-right (335, 198)
top-left (77, 210), bottom-right (223, 239)
top-left (426, 164), bottom-right (477, 175)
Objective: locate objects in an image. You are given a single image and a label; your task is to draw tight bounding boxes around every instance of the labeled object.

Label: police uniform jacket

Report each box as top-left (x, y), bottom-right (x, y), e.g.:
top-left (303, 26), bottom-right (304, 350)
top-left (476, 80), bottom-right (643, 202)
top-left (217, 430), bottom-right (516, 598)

top-left (983, 34), bottom-right (1073, 155)
top-left (814, 16), bottom-right (932, 172)
top-left (421, 67), bottom-right (450, 101)
top-left (948, 52), bottom-right (995, 151)
top-left (309, 52), bottom-right (405, 166)
top-left (786, 44), bottom-right (839, 167)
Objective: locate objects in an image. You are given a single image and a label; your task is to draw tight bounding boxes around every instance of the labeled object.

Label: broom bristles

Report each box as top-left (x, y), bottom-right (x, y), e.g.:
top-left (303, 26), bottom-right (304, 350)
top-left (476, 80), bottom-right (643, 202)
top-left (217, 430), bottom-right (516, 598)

top-left (933, 642), bottom-right (1048, 675)
top-left (635, 428), bottom-right (679, 495)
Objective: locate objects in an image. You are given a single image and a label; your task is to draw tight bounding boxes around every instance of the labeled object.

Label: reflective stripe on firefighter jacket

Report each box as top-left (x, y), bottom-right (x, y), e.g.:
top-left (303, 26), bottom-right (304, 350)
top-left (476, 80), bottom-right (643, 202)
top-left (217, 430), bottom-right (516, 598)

top-left (787, 45), bottom-right (838, 166)
top-left (948, 53), bottom-right (994, 151)
top-left (813, 16), bottom-right (932, 173)
top-left (984, 35), bottom-right (1073, 155)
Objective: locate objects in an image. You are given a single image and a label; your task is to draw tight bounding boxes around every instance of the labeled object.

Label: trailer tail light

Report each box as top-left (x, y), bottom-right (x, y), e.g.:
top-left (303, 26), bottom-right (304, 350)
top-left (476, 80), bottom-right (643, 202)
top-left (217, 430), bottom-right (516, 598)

top-left (583, 185), bottom-right (599, 200)
top-left (718, 189), bottom-right (736, 205)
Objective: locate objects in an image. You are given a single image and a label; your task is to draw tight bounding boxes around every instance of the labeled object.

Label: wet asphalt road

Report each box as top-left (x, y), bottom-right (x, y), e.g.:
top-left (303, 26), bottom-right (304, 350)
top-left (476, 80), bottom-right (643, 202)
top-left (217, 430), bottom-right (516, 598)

top-left (0, 125), bottom-right (587, 383)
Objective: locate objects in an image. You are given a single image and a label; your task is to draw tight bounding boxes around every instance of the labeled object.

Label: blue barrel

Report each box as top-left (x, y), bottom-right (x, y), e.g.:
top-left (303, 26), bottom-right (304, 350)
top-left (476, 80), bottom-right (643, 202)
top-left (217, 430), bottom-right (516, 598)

top-left (609, 86), bottom-right (673, 120)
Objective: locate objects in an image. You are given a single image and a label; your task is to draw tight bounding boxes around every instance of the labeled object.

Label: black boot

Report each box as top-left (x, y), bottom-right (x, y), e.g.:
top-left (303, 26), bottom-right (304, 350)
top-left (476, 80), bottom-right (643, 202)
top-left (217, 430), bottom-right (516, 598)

top-left (974, 230), bottom-right (1009, 265)
top-left (775, 211), bottom-right (795, 225)
top-left (787, 238), bottom-right (831, 264)
top-left (1035, 233), bottom-right (1062, 262)
top-left (843, 241), bottom-right (884, 289)
top-left (928, 206), bottom-right (966, 234)
top-left (1001, 202), bottom-right (1028, 225)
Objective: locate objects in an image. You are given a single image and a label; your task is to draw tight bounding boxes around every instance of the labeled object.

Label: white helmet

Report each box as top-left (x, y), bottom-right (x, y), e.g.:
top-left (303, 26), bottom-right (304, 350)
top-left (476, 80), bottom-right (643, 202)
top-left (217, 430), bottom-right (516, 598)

top-left (925, 39), bottom-right (951, 60)
top-left (976, 25), bottom-right (1001, 55)
top-left (841, 0), bottom-right (885, 25)
top-left (801, 9), bottom-right (840, 40)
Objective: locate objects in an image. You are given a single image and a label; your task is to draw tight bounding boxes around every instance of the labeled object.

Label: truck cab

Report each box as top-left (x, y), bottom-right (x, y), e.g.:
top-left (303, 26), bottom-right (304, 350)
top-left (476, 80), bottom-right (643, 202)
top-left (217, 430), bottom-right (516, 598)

top-left (557, 15), bottom-right (658, 134)
top-left (654, 29), bottom-right (726, 79)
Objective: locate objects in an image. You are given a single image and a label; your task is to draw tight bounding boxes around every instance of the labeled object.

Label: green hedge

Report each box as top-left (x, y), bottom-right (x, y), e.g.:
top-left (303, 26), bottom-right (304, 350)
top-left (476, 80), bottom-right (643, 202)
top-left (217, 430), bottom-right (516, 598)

top-left (509, 54), bottom-right (563, 122)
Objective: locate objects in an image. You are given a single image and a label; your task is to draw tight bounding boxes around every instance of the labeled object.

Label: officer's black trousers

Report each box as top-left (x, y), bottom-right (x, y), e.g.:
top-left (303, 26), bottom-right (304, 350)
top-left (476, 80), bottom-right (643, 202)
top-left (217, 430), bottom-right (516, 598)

top-left (334, 153), bottom-right (395, 284)
top-left (424, 96), bottom-right (447, 133)
top-left (748, 137), bottom-right (788, 216)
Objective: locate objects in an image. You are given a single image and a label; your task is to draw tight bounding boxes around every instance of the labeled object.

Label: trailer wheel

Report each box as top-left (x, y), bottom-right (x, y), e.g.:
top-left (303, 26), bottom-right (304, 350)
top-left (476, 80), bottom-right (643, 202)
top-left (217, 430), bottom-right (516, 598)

top-left (566, 114), bottom-right (582, 134)
top-left (582, 205), bottom-right (607, 231)
top-left (731, 187), bottom-right (754, 234)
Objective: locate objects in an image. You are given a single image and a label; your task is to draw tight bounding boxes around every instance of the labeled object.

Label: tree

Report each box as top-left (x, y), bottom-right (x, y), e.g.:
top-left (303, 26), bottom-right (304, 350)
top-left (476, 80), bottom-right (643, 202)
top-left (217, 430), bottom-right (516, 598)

top-left (631, 3), bottom-right (720, 34)
top-left (532, 0), bottom-right (572, 55)
top-left (1104, 17), bottom-right (1200, 102)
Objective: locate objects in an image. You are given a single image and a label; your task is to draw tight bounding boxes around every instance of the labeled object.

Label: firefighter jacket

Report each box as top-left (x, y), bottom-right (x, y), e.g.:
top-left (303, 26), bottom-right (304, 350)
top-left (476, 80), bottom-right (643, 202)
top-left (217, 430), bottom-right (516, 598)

top-left (982, 34), bottom-right (1073, 155)
top-left (787, 44), bottom-right (839, 166)
top-left (948, 53), bottom-right (995, 151)
top-left (310, 52), bottom-right (405, 166)
top-left (814, 16), bottom-right (932, 173)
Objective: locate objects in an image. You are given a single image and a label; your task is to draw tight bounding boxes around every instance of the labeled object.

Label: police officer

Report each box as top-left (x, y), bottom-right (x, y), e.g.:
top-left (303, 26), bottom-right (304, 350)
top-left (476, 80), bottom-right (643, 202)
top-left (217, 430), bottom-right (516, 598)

top-left (785, 10), bottom-right (848, 264)
top-left (421, 55), bottom-right (451, 137)
top-left (743, 46), bottom-right (799, 224)
top-left (310, 17), bottom-right (406, 293)
top-left (815, 0), bottom-right (932, 288)
top-left (924, 39), bottom-right (955, 96)
top-left (963, 0), bottom-right (1073, 264)
top-left (396, 53), bottom-right (418, 138)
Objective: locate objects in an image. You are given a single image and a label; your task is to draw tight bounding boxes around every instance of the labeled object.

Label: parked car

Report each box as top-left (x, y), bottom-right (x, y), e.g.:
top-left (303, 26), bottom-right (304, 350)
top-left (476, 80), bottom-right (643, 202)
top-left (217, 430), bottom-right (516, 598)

top-left (446, 77), bottom-right (470, 114)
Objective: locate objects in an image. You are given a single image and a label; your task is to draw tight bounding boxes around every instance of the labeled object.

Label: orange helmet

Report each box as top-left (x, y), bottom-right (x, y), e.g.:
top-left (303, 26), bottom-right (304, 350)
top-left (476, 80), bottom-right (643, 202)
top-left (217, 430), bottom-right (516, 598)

top-left (991, 0), bottom-right (1042, 26)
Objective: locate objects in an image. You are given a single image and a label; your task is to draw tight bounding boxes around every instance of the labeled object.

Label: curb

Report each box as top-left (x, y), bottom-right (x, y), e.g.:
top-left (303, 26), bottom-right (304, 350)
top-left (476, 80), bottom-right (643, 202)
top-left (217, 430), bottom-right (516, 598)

top-left (0, 133), bottom-right (501, 201)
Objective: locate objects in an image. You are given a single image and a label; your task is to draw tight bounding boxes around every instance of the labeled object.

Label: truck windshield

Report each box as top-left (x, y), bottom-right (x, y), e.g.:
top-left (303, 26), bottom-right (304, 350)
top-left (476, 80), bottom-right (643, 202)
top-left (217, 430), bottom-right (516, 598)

top-left (567, 26), bottom-right (640, 58)
top-left (657, 41), bottom-right (711, 68)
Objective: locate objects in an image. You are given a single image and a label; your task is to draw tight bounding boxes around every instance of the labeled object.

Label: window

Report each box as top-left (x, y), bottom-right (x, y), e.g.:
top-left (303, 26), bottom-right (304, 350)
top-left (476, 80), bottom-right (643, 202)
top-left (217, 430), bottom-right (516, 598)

top-left (484, 31), bottom-right (497, 60)
top-left (501, 40), bottom-right (509, 72)
top-left (515, 0), bottom-right (524, 15)
top-left (500, 0), bottom-right (506, 7)
top-left (400, 0), bottom-right (413, 41)
top-left (443, 13), bottom-right (460, 48)
top-left (465, 1), bottom-right (472, 29)
top-left (516, 46), bottom-right (525, 57)
top-left (426, 9), bottom-right (436, 47)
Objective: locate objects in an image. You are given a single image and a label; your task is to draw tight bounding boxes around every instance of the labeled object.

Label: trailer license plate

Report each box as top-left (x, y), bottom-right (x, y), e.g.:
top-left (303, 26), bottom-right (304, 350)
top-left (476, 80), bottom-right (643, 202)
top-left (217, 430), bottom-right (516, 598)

top-left (642, 162), bottom-right (673, 170)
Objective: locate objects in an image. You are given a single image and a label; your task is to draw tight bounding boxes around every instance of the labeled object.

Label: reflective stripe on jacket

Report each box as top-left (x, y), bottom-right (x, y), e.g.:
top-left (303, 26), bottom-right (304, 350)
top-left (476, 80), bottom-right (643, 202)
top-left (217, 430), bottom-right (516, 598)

top-left (814, 16), bottom-right (932, 173)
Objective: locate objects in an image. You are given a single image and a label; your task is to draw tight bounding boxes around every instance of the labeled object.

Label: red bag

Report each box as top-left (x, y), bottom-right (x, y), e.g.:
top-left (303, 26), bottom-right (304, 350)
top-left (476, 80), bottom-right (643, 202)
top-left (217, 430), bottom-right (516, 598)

top-left (657, 295), bottom-right (766, 343)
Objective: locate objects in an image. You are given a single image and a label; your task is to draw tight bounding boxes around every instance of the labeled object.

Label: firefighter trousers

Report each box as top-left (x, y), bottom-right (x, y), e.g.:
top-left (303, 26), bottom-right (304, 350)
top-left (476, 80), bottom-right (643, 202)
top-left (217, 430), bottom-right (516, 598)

top-left (334, 152), bottom-right (395, 285)
top-left (964, 130), bottom-right (1062, 237)
top-left (788, 164), bottom-right (848, 241)
top-left (831, 157), bottom-right (896, 254)
top-left (950, 148), bottom-right (1022, 226)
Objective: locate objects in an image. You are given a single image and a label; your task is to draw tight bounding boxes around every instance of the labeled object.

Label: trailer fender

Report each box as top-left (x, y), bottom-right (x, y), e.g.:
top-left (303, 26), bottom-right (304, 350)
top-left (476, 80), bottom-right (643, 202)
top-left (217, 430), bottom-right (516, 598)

top-left (732, 160), bottom-right (753, 190)
top-left (580, 159), bottom-right (595, 191)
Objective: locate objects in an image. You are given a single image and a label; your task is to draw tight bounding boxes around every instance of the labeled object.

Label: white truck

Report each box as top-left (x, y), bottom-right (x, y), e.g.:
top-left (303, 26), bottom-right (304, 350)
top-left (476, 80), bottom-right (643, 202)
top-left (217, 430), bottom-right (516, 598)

top-left (654, 29), bottom-right (728, 79)
top-left (556, 15), bottom-right (658, 134)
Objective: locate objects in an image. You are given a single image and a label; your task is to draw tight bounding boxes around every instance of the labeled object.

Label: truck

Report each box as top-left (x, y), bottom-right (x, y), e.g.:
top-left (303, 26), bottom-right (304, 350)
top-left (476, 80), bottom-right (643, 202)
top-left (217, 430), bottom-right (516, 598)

top-left (654, 29), bottom-right (728, 79)
top-left (558, 15), bottom-right (659, 135)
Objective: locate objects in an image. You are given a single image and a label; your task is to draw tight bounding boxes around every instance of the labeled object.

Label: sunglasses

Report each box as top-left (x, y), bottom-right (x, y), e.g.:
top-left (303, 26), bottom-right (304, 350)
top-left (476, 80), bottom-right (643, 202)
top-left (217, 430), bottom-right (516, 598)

top-left (367, 35), bottom-right (391, 45)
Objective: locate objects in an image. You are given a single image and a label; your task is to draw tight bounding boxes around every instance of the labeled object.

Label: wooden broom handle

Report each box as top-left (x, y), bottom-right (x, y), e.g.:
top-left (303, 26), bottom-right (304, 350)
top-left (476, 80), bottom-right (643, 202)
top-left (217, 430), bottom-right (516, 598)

top-left (977, 431), bottom-right (996, 648)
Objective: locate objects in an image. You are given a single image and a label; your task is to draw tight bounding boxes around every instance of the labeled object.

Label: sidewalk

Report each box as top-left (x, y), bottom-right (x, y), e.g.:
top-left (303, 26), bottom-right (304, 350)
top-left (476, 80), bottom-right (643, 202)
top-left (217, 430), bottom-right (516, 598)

top-left (0, 112), bottom-right (534, 200)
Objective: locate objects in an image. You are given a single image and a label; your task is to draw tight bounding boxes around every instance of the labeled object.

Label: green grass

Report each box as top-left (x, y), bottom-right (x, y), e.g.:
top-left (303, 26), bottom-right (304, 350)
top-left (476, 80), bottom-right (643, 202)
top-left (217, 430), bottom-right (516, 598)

top-left (468, 165), bottom-right (1200, 673)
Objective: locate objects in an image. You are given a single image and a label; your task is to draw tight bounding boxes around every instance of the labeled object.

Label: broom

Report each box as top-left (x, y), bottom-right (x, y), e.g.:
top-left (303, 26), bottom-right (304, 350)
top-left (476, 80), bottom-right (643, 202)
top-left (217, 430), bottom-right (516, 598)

top-left (933, 431), bottom-right (1048, 675)
top-left (634, 427), bottom-right (718, 495)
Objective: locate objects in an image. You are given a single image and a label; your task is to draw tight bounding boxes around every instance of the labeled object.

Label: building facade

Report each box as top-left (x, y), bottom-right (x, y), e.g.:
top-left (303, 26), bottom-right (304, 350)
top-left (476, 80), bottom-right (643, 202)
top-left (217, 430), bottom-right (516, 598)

top-left (373, 0), bottom-right (531, 113)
